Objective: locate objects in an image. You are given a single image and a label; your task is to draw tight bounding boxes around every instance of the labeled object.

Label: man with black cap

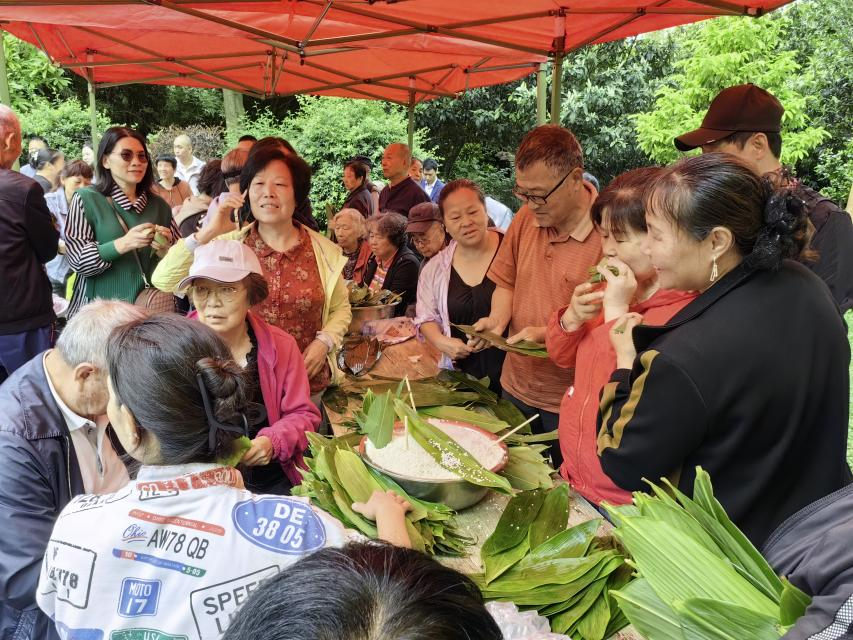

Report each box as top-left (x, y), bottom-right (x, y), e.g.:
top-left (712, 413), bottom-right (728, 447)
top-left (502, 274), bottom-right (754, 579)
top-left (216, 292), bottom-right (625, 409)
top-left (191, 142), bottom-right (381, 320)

top-left (675, 83), bottom-right (853, 313)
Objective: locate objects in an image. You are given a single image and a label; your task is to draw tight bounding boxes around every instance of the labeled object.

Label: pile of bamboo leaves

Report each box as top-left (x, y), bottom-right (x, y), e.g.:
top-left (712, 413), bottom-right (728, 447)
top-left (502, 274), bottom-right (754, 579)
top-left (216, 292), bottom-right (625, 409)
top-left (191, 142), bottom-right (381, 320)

top-left (473, 485), bottom-right (631, 639)
top-left (606, 468), bottom-right (811, 639)
top-left (453, 323), bottom-right (549, 358)
top-left (294, 432), bottom-right (471, 555)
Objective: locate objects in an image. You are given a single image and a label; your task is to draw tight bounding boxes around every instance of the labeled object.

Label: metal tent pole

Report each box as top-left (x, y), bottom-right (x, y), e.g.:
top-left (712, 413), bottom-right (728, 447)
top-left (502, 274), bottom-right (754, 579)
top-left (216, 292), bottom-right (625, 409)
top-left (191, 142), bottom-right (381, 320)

top-left (86, 55), bottom-right (100, 151)
top-left (0, 36), bottom-right (11, 106)
top-left (407, 76), bottom-right (415, 149)
top-left (550, 13), bottom-right (567, 125)
top-left (549, 54), bottom-right (563, 125)
top-left (536, 63), bottom-right (547, 125)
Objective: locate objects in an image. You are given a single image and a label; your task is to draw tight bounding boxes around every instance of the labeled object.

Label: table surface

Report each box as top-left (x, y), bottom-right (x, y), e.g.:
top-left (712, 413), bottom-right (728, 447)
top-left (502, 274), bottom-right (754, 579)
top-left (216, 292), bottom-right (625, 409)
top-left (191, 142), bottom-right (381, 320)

top-left (326, 337), bottom-right (642, 640)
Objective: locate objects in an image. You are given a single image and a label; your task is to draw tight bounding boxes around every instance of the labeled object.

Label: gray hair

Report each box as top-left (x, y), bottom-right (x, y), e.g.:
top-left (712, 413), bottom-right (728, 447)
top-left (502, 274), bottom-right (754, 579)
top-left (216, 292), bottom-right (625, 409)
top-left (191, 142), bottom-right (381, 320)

top-left (334, 208), bottom-right (368, 239)
top-left (56, 300), bottom-right (150, 368)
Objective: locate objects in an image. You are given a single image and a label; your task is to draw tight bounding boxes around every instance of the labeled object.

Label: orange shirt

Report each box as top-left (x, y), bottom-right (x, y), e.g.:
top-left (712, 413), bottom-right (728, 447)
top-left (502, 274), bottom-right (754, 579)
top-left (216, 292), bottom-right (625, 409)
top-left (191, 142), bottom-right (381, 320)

top-left (488, 205), bottom-right (601, 413)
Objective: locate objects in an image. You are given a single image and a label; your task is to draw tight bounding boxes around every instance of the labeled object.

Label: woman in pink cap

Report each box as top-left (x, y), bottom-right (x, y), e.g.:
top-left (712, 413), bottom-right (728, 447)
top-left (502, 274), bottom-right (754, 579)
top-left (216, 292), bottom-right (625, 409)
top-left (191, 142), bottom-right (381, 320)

top-left (178, 239), bottom-right (320, 494)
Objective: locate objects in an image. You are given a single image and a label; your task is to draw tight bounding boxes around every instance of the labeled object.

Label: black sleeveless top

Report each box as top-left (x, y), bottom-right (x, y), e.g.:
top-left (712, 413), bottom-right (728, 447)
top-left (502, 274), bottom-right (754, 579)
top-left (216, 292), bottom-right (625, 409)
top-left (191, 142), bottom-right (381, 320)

top-left (446, 235), bottom-right (506, 395)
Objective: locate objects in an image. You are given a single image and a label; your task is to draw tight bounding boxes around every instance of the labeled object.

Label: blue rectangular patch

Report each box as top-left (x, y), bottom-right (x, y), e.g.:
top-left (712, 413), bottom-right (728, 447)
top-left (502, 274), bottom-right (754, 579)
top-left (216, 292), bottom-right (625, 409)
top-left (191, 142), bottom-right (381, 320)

top-left (117, 578), bottom-right (161, 618)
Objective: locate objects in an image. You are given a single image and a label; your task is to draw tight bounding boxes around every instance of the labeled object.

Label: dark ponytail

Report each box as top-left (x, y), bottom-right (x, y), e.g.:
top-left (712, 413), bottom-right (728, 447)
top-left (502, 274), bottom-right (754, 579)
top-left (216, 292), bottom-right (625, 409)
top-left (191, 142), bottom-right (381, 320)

top-left (106, 314), bottom-right (250, 465)
top-left (646, 153), bottom-right (812, 271)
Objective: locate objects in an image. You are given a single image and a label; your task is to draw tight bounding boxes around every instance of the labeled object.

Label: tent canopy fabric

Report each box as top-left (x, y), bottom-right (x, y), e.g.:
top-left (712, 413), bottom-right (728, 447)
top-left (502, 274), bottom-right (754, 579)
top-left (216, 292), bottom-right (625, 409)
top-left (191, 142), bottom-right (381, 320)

top-left (0, 0), bottom-right (792, 103)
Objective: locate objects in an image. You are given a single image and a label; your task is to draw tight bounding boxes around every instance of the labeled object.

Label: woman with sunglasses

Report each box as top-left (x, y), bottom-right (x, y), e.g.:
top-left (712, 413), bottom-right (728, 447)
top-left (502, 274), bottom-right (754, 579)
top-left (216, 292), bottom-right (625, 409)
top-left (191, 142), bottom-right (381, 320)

top-left (65, 126), bottom-right (179, 316)
top-left (180, 239), bottom-right (320, 495)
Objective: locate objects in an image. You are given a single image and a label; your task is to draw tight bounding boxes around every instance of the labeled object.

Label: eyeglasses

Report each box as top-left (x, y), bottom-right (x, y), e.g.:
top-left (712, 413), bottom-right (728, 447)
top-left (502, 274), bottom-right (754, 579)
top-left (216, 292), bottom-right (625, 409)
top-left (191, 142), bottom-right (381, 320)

top-left (112, 150), bottom-right (149, 163)
top-left (190, 284), bottom-right (245, 304)
top-left (512, 169), bottom-right (572, 205)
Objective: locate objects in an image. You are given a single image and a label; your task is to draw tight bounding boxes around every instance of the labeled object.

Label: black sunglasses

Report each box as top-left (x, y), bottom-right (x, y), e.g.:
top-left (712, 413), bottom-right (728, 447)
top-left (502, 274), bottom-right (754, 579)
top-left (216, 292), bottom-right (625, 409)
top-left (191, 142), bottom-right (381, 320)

top-left (112, 150), bottom-right (149, 163)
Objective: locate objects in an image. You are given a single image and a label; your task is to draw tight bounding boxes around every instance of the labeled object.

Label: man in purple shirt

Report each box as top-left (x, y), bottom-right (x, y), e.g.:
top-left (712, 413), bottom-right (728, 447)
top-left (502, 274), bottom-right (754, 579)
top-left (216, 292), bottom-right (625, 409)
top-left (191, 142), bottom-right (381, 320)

top-left (378, 143), bottom-right (429, 217)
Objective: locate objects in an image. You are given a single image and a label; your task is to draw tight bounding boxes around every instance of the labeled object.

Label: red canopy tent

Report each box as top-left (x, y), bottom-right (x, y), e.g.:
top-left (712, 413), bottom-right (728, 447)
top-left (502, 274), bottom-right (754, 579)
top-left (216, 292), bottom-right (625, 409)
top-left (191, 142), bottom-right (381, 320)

top-left (0, 0), bottom-right (793, 143)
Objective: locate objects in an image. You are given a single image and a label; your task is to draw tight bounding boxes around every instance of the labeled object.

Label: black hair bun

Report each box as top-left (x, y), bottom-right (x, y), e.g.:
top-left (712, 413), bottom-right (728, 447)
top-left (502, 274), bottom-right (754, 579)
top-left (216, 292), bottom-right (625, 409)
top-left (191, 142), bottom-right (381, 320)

top-left (746, 183), bottom-right (810, 271)
top-left (196, 357), bottom-right (249, 425)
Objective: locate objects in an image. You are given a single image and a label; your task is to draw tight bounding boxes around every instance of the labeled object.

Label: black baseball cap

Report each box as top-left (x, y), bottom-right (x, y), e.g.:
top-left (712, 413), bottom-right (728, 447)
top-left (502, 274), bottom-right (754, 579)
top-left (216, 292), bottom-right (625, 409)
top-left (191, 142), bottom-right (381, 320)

top-left (675, 83), bottom-right (785, 152)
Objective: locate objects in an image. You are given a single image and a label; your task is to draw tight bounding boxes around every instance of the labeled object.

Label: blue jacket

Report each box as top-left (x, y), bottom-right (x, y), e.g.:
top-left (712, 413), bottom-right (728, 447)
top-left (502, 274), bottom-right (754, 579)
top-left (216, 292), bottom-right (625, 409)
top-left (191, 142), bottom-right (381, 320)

top-left (764, 484), bottom-right (853, 640)
top-left (0, 355), bottom-right (84, 640)
top-left (420, 178), bottom-right (445, 204)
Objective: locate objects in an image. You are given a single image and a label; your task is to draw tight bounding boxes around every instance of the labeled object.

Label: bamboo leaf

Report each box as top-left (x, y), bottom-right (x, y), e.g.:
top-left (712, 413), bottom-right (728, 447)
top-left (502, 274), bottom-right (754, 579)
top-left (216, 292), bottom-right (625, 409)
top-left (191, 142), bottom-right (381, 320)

top-left (481, 489), bottom-right (546, 556)
top-left (555, 578), bottom-right (610, 637)
top-left (490, 398), bottom-right (529, 427)
top-left (452, 323), bottom-right (550, 358)
top-left (529, 483), bottom-right (570, 549)
top-left (675, 597), bottom-right (783, 640)
top-left (520, 519), bottom-right (600, 569)
top-left (419, 405), bottom-right (510, 433)
top-left (484, 538), bottom-right (529, 584)
top-left (610, 578), bottom-right (684, 640)
top-left (395, 400), bottom-right (513, 494)
top-left (441, 369), bottom-right (499, 404)
top-left (613, 517), bottom-right (778, 617)
top-left (779, 578), bottom-right (811, 627)
top-left (362, 390), bottom-right (395, 448)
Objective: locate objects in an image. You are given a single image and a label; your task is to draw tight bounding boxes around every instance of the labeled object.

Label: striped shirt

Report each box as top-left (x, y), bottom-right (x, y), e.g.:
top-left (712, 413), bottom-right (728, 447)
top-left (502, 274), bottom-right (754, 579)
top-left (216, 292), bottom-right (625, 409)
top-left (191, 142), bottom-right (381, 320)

top-left (66, 185), bottom-right (179, 315)
top-left (368, 251), bottom-right (396, 292)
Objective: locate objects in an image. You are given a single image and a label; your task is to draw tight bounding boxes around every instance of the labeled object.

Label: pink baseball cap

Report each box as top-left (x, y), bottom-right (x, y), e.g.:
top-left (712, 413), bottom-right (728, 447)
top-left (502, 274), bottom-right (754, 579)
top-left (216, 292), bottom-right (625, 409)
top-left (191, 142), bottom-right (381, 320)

top-left (176, 240), bottom-right (263, 291)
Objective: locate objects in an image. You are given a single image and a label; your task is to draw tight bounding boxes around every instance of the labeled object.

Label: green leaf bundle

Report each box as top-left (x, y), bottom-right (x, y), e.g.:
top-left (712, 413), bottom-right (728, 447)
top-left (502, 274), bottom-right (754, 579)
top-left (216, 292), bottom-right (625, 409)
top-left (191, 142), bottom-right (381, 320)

top-left (607, 467), bottom-right (811, 640)
top-left (475, 485), bottom-right (628, 639)
top-left (294, 433), bottom-right (471, 555)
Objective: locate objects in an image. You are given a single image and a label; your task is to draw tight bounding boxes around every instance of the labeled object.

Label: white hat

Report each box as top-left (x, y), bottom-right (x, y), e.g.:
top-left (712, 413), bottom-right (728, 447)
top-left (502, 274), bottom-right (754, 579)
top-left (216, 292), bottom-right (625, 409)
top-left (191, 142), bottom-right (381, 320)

top-left (176, 240), bottom-right (263, 291)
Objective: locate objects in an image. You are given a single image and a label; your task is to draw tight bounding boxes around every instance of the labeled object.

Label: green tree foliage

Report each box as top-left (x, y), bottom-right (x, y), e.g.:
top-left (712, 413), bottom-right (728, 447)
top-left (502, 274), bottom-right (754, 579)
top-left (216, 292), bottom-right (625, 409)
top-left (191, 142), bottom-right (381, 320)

top-left (2, 33), bottom-right (71, 111)
top-left (18, 97), bottom-right (112, 160)
top-left (235, 96), bottom-right (431, 227)
top-left (417, 82), bottom-right (530, 205)
top-left (634, 15), bottom-right (828, 166)
top-left (785, 0), bottom-right (853, 202)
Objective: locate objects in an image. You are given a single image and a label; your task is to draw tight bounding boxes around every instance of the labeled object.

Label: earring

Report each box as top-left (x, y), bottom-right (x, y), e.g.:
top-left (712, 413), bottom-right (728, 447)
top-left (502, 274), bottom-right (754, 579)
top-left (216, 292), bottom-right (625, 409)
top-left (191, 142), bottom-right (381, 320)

top-left (710, 256), bottom-right (719, 283)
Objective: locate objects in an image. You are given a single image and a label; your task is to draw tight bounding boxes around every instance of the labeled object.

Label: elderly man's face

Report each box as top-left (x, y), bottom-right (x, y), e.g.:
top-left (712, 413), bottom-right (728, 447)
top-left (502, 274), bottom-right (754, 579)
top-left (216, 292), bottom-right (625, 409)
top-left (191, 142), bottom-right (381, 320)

top-left (410, 222), bottom-right (446, 258)
top-left (173, 136), bottom-right (192, 162)
top-left (381, 145), bottom-right (408, 181)
top-left (515, 161), bottom-right (585, 231)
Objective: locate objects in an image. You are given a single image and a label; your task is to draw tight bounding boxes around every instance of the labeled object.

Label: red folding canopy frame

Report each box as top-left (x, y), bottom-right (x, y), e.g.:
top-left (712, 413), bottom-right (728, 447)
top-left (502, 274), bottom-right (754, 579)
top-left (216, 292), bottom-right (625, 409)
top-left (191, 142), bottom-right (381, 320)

top-left (0, 0), bottom-right (793, 104)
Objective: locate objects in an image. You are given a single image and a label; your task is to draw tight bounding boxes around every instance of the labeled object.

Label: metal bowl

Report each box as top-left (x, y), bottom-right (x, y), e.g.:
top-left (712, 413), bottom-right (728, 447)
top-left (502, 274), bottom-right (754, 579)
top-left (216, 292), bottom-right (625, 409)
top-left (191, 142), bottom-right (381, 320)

top-left (348, 301), bottom-right (400, 335)
top-left (358, 419), bottom-right (509, 510)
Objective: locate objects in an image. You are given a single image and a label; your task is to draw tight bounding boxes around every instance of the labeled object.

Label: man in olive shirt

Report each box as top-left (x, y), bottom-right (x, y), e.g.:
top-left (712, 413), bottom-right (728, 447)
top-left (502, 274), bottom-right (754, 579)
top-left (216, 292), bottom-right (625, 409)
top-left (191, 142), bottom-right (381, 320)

top-left (379, 143), bottom-right (429, 217)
